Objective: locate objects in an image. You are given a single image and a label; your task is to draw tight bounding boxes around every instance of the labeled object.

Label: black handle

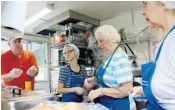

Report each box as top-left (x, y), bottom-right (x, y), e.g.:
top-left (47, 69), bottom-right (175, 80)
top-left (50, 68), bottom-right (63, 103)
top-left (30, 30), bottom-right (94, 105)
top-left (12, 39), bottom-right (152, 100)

top-left (12, 88), bottom-right (21, 95)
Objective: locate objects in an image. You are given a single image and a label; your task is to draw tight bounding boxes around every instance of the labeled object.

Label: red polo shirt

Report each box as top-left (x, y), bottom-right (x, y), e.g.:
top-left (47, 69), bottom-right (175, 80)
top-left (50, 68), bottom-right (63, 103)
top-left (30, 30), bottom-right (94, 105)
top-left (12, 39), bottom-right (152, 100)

top-left (1, 50), bottom-right (39, 90)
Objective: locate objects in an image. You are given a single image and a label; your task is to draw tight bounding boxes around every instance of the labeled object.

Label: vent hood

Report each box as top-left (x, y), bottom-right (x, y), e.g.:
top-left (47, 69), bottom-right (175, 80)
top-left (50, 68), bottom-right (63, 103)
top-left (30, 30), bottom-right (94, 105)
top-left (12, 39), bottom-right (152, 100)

top-left (34, 10), bottom-right (100, 35)
top-left (2, 1), bottom-right (27, 34)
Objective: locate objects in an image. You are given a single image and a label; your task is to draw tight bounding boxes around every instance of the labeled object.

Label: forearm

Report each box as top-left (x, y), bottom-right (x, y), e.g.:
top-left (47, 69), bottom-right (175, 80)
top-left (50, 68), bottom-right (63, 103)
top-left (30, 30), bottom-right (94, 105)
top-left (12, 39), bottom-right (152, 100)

top-left (101, 88), bottom-right (128, 98)
top-left (34, 70), bottom-right (39, 77)
top-left (57, 87), bottom-right (75, 94)
top-left (1, 74), bottom-right (14, 82)
top-left (101, 83), bottom-right (133, 98)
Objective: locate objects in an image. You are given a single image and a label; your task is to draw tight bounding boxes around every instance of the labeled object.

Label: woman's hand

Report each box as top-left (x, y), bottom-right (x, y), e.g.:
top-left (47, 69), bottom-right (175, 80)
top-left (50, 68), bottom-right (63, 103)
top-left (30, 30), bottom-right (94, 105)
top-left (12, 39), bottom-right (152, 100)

top-left (130, 86), bottom-right (144, 97)
top-left (72, 87), bottom-right (85, 95)
top-left (84, 76), bottom-right (96, 89)
top-left (88, 88), bottom-right (103, 101)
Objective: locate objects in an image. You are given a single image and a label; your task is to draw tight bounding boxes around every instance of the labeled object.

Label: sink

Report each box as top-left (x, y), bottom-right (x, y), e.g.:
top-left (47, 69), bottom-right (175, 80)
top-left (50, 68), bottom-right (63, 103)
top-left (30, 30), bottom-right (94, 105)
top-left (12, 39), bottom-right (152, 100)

top-left (7, 96), bottom-right (53, 110)
top-left (1, 90), bottom-right (55, 110)
top-left (1, 90), bottom-right (108, 110)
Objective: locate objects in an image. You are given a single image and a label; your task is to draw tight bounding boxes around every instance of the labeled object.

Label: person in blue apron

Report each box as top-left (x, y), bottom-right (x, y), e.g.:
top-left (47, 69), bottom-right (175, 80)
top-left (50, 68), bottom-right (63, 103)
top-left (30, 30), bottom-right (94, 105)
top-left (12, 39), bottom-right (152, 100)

top-left (130, 1), bottom-right (175, 110)
top-left (57, 44), bottom-right (87, 102)
top-left (85, 25), bottom-right (134, 110)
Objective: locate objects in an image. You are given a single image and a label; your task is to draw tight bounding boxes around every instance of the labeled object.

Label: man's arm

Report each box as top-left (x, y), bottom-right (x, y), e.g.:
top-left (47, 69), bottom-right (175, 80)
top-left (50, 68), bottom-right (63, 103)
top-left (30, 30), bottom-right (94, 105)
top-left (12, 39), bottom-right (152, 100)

top-left (1, 55), bottom-right (14, 82)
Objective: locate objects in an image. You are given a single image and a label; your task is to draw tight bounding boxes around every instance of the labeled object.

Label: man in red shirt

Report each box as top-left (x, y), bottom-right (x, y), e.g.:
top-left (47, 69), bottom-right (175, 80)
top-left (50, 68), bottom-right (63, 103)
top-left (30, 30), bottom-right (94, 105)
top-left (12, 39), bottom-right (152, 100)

top-left (1, 35), bottom-right (39, 90)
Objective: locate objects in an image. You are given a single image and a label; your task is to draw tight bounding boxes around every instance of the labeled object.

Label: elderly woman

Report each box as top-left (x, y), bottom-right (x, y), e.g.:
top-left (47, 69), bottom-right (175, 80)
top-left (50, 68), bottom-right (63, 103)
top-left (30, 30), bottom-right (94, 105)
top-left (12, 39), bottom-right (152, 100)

top-left (85, 25), bottom-right (133, 110)
top-left (130, 1), bottom-right (175, 110)
top-left (58, 44), bottom-right (87, 102)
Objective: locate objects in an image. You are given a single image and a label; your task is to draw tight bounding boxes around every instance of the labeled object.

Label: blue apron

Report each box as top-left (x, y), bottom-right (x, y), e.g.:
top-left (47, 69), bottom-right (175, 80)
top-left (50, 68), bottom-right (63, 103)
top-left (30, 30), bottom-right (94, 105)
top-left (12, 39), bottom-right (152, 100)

top-left (95, 46), bottom-right (130, 110)
top-left (61, 65), bottom-right (85, 102)
top-left (141, 25), bottom-right (175, 110)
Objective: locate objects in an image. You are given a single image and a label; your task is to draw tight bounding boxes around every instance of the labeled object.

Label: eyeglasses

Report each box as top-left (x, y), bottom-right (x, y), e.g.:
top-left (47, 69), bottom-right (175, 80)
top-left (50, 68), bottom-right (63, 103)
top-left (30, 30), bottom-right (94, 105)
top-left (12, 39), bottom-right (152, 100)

top-left (63, 50), bottom-right (73, 56)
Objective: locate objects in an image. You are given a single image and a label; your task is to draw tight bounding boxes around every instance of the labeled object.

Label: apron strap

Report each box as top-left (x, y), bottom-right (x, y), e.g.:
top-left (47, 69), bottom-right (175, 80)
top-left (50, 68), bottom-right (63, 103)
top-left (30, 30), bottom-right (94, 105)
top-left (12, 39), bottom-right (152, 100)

top-left (155, 25), bottom-right (175, 61)
top-left (104, 45), bottom-right (120, 70)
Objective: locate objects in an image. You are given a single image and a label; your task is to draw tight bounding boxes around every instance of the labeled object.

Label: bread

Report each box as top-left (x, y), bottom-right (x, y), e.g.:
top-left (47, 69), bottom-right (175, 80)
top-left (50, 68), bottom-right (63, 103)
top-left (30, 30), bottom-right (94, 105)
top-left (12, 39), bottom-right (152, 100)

top-left (65, 102), bottom-right (85, 110)
top-left (27, 102), bottom-right (85, 110)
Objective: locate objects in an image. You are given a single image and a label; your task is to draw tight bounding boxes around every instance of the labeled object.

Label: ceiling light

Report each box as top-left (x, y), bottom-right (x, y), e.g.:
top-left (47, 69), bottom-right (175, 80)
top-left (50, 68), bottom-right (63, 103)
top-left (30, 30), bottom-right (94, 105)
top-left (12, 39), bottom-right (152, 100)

top-left (25, 4), bottom-right (54, 27)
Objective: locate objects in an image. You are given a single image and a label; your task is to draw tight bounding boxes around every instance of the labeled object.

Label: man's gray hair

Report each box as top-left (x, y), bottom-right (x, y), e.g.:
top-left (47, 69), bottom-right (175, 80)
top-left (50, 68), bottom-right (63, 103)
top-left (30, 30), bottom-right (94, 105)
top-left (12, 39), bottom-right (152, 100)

top-left (95, 24), bottom-right (121, 43)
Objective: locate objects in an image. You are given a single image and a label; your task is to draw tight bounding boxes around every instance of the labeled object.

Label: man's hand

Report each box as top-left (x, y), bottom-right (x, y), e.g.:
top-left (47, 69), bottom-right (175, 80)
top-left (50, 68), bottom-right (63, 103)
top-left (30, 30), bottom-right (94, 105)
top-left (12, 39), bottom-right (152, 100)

top-left (26, 66), bottom-right (38, 77)
top-left (72, 87), bottom-right (85, 95)
top-left (9, 68), bottom-right (23, 78)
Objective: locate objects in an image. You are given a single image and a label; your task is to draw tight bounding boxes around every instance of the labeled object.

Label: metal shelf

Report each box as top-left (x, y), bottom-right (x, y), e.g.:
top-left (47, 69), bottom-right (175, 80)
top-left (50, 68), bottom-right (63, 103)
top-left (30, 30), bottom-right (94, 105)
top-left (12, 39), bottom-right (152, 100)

top-left (128, 55), bottom-right (137, 59)
top-left (50, 42), bottom-right (68, 49)
top-left (50, 42), bottom-right (89, 49)
top-left (65, 23), bottom-right (87, 32)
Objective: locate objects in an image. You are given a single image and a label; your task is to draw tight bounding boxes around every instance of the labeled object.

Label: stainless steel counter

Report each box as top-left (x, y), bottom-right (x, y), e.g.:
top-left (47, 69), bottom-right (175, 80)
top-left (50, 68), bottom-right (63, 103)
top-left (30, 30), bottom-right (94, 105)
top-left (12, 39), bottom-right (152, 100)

top-left (1, 90), bottom-right (54, 110)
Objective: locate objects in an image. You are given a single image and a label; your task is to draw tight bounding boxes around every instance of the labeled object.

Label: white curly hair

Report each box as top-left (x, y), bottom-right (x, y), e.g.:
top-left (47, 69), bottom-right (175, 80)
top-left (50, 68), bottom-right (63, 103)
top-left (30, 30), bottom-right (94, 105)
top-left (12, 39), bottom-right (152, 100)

top-left (95, 24), bottom-right (121, 43)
